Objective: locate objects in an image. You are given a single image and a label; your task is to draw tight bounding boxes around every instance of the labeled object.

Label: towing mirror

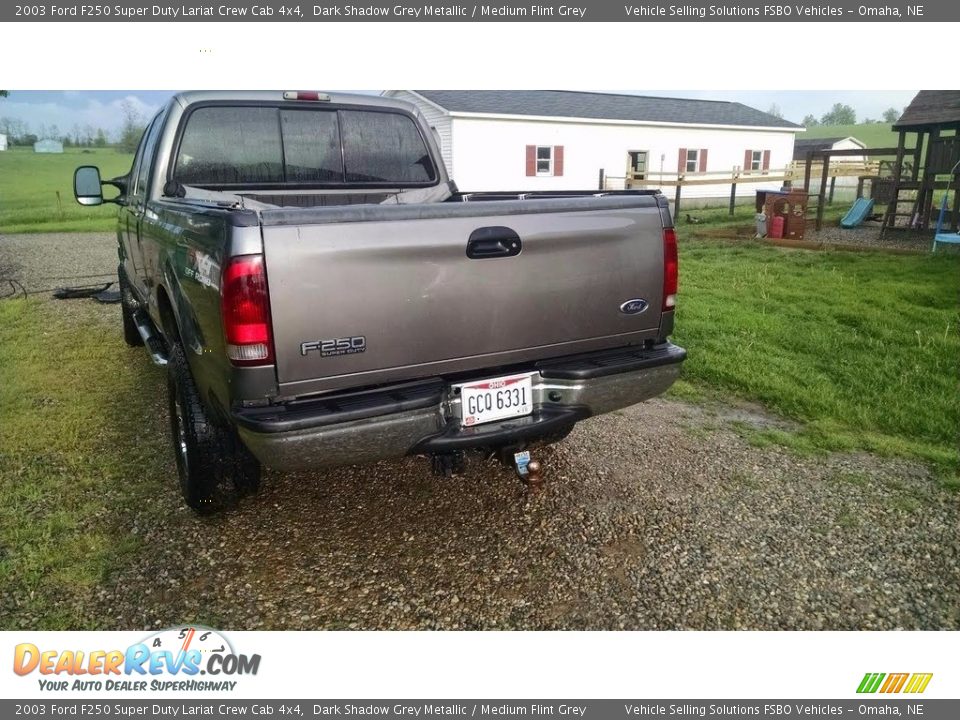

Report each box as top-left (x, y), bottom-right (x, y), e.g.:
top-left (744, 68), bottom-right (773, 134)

top-left (74, 166), bottom-right (104, 206)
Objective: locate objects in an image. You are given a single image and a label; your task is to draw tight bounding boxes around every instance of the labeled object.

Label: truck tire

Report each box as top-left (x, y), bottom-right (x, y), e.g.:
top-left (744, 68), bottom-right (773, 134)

top-left (166, 343), bottom-right (262, 512)
top-left (118, 266), bottom-right (144, 348)
top-left (166, 343), bottom-right (231, 513)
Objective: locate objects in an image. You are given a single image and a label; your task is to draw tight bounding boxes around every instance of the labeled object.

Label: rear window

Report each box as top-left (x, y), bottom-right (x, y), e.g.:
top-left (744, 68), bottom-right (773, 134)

top-left (173, 105), bottom-right (436, 187)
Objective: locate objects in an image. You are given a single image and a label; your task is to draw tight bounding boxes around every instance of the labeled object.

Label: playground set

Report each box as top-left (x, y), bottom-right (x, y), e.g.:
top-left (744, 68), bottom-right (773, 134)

top-left (817, 91), bottom-right (960, 250)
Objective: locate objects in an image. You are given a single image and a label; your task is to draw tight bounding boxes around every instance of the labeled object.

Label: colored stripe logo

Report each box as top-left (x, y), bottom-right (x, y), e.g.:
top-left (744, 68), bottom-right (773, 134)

top-left (857, 673), bottom-right (933, 694)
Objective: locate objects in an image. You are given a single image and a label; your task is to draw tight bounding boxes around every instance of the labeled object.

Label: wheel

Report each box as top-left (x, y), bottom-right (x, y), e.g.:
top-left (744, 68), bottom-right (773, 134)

top-left (118, 266), bottom-right (143, 348)
top-left (166, 343), bottom-right (263, 513)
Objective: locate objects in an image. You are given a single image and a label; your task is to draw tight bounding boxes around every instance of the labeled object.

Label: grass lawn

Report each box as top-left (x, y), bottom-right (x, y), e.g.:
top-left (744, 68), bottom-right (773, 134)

top-left (0, 300), bottom-right (171, 629)
top-left (0, 147), bottom-right (132, 233)
top-left (671, 237), bottom-right (960, 477)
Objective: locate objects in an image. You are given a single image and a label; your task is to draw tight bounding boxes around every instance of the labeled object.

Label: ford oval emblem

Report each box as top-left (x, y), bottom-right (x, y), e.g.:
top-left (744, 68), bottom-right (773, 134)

top-left (619, 298), bottom-right (649, 315)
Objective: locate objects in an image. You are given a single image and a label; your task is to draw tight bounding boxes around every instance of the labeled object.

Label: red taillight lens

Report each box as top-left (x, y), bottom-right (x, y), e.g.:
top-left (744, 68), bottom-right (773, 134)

top-left (662, 227), bottom-right (678, 311)
top-left (221, 255), bottom-right (273, 366)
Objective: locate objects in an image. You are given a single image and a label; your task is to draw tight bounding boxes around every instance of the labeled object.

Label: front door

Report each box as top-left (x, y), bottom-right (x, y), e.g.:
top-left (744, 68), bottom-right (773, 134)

top-left (627, 150), bottom-right (648, 187)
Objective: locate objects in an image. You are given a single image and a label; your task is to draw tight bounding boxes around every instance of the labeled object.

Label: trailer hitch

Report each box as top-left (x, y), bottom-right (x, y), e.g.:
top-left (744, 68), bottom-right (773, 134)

top-left (507, 449), bottom-right (544, 489)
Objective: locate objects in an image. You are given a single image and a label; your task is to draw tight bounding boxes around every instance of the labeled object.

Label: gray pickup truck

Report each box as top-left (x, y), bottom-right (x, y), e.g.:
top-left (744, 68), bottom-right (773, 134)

top-left (74, 90), bottom-right (685, 513)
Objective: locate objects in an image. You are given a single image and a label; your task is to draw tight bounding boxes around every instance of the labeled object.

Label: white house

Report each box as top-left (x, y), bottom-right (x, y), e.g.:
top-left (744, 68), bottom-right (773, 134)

top-left (385, 90), bottom-right (802, 199)
top-left (0, 133), bottom-right (7, 151)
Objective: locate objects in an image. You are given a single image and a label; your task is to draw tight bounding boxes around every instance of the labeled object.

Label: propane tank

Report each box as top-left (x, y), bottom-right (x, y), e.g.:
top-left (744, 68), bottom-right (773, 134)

top-left (769, 215), bottom-right (785, 239)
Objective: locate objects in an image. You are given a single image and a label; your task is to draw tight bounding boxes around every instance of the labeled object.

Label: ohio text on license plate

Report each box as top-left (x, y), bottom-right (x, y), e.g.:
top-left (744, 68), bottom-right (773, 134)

top-left (456, 373), bottom-right (534, 427)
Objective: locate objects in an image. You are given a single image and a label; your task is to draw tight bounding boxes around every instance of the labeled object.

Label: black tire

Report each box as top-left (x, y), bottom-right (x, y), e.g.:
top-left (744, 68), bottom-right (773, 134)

top-left (166, 343), bottom-right (262, 513)
top-left (118, 266), bottom-right (144, 348)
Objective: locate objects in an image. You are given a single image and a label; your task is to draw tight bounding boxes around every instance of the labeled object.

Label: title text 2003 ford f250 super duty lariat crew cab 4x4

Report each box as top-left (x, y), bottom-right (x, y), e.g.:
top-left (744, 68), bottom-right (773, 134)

top-left (73, 91), bottom-right (685, 513)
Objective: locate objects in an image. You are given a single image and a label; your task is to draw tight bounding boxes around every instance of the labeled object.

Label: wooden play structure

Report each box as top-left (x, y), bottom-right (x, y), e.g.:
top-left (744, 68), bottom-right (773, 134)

top-left (881, 91), bottom-right (960, 235)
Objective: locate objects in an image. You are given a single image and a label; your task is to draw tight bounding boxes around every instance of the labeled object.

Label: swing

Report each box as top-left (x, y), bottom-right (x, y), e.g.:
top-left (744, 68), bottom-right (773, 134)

top-left (933, 158), bottom-right (960, 252)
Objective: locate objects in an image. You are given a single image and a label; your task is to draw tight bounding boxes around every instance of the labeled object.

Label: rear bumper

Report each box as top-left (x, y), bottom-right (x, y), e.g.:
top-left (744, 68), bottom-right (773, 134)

top-left (235, 343), bottom-right (685, 471)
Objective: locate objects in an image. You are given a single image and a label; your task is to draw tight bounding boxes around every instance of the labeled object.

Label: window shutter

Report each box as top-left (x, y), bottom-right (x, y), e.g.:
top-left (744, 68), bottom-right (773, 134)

top-left (678, 148), bottom-right (687, 174)
top-left (744, 149), bottom-right (753, 171)
top-left (526, 145), bottom-right (536, 177)
top-left (554, 146), bottom-right (564, 176)
top-left (762, 150), bottom-right (771, 171)
top-left (699, 149), bottom-right (708, 173)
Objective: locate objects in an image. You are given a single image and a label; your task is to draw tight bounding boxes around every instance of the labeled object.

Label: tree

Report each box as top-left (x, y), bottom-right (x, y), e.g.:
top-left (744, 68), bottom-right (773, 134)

top-left (0, 91), bottom-right (8, 98)
top-left (95, 128), bottom-right (108, 148)
top-left (802, 114), bottom-right (819, 127)
top-left (820, 103), bottom-right (856, 125)
top-left (119, 99), bottom-right (146, 153)
top-left (767, 103), bottom-right (783, 119)
top-left (882, 107), bottom-right (900, 124)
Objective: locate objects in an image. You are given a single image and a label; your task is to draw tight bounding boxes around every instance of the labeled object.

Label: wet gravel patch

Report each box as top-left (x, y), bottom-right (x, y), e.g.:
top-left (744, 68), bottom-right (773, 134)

top-left (0, 232), bottom-right (117, 296)
top-left (803, 223), bottom-right (956, 253)
top-left (99, 398), bottom-right (959, 631)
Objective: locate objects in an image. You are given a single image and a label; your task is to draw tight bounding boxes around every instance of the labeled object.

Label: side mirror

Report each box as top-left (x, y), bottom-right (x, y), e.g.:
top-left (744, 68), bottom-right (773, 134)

top-left (74, 166), bottom-right (104, 206)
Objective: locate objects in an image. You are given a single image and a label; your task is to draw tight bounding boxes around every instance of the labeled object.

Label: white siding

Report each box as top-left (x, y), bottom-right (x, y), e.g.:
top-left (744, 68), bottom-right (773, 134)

top-left (386, 91), bottom-right (454, 178)
top-left (449, 116), bottom-right (797, 199)
top-left (0, 134), bottom-right (6, 151)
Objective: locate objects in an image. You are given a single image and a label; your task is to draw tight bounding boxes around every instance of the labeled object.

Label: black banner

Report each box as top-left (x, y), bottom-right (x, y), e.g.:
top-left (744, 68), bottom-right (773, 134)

top-left (4, 0), bottom-right (956, 22)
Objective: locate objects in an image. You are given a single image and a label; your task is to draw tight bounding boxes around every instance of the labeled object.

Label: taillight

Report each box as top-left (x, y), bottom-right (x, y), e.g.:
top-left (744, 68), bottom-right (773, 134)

top-left (662, 227), bottom-right (678, 311)
top-left (221, 254), bottom-right (274, 366)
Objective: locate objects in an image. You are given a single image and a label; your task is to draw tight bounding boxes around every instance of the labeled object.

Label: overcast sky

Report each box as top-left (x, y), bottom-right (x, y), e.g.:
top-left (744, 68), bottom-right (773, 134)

top-left (0, 90), bottom-right (919, 137)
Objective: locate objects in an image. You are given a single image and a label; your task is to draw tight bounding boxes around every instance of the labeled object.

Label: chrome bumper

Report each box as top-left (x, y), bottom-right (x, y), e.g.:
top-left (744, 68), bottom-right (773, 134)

top-left (237, 344), bottom-right (684, 471)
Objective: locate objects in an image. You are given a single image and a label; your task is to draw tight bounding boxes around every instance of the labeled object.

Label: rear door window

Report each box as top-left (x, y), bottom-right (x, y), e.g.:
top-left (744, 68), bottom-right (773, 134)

top-left (173, 105), bottom-right (435, 187)
top-left (175, 106), bottom-right (283, 185)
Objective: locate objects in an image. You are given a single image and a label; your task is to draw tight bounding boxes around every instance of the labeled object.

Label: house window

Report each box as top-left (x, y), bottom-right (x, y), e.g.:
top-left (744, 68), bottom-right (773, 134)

top-left (744, 148), bottom-right (771, 174)
top-left (685, 149), bottom-right (699, 174)
top-left (536, 146), bottom-right (553, 175)
top-left (526, 145), bottom-right (564, 177)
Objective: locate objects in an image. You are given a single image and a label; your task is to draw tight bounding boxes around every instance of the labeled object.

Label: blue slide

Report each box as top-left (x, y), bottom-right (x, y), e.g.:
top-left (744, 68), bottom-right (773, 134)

top-left (840, 197), bottom-right (875, 228)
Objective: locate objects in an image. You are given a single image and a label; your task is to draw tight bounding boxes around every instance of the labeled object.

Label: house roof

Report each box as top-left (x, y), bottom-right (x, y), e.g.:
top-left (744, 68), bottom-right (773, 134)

top-left (410, 90), bottom-right (802, 130)
top-left (893, 91), bottom-right (960, 130)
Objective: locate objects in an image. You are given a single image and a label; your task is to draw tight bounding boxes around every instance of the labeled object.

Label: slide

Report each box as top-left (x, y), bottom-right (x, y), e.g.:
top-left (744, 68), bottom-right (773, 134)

top-left (841, 197), bottom-right (875, 228)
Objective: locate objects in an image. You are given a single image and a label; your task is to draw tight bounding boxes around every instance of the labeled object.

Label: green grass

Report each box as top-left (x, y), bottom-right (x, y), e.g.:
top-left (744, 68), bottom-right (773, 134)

top-left (671, 238), bottom-right (960, 473)
top-left (803, 123), bottom-right (902, 150)
top-left (0, 147), bottom-right (132, 233)
top-left (0, 300), bottom-right (170, 629)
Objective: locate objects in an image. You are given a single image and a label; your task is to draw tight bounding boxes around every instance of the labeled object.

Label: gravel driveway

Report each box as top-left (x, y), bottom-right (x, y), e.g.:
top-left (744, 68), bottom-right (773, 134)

top-left (4, 231), bottom-right (958, 630)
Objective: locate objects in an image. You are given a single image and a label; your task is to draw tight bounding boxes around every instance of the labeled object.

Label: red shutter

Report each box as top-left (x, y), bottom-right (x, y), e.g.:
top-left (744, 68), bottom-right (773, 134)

top-left (554, 146), bottom-right (564, 176)
top-left (678, 148), bottom-right (687, 174)
top-left (525, 145), bottom-right (536, 177)
top-left (744, 149), bottom-right (753, 172)
top-left (762, 150), bottom-right (771, 172)
top-left (699, 149), bottom-right (708, 173)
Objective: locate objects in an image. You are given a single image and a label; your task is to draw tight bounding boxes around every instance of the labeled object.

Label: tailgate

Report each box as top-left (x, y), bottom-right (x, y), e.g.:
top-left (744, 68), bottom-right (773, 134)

top-left (263, 198), bottom-right (666, 394)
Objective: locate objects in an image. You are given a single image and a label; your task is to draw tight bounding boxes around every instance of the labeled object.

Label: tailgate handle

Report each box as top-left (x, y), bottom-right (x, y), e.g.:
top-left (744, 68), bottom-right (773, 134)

top-left (466, 226), bottom-right (522, 259)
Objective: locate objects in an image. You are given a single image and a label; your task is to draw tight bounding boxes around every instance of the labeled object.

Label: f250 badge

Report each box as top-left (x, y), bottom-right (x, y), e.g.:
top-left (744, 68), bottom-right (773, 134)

top-left (301, 336), bottom-right (366, 357)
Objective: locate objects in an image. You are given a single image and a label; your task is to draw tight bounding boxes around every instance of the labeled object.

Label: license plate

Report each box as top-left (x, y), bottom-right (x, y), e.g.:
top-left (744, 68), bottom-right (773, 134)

top-left (455, 373), bottom-right (534, 427)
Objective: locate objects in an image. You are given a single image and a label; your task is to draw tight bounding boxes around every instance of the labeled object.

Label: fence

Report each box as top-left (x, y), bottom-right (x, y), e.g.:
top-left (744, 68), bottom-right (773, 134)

top-left (601, 161), bottom-right (881, 215)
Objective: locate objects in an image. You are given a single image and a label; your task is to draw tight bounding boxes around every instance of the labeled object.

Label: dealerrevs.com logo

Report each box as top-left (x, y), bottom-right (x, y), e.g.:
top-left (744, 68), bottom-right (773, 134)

top-left (13, 627), bottom-right (261, 693)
